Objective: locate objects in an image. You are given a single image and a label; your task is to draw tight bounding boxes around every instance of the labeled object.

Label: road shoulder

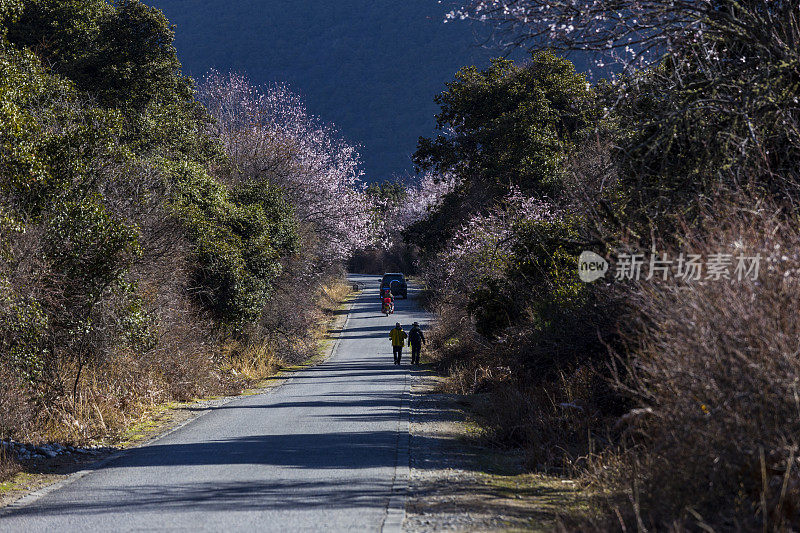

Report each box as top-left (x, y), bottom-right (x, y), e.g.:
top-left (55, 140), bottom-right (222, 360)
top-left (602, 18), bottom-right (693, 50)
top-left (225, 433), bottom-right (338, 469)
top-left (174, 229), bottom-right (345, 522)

top-left (404, 368), bottom-right (598, 532)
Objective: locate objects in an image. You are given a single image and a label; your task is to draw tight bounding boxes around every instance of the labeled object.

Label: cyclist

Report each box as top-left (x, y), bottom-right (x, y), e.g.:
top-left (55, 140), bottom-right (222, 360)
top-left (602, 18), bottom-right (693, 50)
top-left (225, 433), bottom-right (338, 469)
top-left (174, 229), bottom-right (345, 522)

top-left (382, 289), bottom-right (394, 315)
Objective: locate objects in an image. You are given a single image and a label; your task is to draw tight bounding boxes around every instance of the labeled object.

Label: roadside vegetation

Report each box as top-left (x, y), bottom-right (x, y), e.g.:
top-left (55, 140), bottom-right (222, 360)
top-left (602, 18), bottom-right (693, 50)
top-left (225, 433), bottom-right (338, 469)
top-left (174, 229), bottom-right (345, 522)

top-left (349, 173), bottom-right (458, 274)
top-left (2, 0), bottom-right (798, 528)
top-left (0, 0), bottom-right (369, 478)
top-left (381, 0), bottom-right (800, 529)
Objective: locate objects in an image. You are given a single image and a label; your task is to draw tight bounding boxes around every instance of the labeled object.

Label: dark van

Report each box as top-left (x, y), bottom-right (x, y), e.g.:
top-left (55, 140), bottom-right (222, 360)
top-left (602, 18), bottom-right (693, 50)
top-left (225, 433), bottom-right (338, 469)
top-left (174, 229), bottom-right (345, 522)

top-left (379, 273), bottom-right (407, 299)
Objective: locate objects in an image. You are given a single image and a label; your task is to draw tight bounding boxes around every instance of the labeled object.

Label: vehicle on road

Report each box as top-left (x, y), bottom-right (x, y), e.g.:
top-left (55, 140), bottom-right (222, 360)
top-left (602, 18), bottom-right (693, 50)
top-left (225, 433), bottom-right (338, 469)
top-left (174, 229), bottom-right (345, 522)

top-left (382, 288), bottom-right (395, 315)
top-left (380, 273), bottom-right (407, 299)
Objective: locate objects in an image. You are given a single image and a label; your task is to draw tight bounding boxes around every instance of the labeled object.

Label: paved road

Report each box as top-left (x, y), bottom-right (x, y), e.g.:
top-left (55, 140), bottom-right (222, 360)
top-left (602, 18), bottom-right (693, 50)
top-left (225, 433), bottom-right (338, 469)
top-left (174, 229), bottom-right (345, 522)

top-left (1, 275), bottom-right (429, 532)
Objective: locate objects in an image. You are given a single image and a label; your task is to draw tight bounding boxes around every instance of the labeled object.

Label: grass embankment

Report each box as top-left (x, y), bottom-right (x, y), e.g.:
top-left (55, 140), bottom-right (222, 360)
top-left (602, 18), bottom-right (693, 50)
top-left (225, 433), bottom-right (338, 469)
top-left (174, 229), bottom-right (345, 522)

top-left (418, 349), bottom-right (606, 529)
top-left (0, 279), bottom-right (354, 494)
top-left (407, 369), bottom-right (602, 532)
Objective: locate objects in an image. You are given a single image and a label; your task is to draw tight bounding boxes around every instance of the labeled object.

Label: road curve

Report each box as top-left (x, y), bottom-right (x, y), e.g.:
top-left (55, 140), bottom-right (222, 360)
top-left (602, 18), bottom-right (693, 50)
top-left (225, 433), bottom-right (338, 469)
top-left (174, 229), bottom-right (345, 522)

top-left (1, 274), bottom-right (430, 532)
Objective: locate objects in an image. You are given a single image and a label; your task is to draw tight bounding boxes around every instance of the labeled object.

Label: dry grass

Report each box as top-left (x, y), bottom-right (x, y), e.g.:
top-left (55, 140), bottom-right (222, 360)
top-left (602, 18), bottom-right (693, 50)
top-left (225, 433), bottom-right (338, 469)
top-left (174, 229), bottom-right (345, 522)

top-left (0, 451), bottom-right (20, 482)
top-left (0, 272), bottom-right (353, 481)
top-left (0, 369), bottom-right (34, 440)
top-left (318, 280), bottom-right (352, 315)
top-left (0, 370), bottom-right (25, 477)
top-left (424, 303), bottom-right (619, 475)
top-left (477, 368), bottom-right (616, 473)
top-left (220, 340), bottom-right (283, 382)
top-left (18, 349), bottom-right (232, 445)
top-left (422, 199), bottom-right (800, 529)
top-left (594, 202), bottom-right (800, 529)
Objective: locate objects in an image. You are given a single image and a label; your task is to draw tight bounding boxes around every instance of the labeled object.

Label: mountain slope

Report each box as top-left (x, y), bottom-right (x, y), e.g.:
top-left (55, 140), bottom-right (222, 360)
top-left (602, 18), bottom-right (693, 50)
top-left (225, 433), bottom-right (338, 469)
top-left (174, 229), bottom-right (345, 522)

top-left (149, 0), bottom-right (513, 180)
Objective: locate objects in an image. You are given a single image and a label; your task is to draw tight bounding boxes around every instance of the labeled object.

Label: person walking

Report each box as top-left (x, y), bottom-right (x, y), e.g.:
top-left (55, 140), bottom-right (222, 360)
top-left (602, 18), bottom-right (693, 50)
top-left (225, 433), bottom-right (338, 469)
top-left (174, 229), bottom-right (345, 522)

top-left (408, 321), bottom-right (426, 365)
top-left (389, 322), bottom-right (407, 365)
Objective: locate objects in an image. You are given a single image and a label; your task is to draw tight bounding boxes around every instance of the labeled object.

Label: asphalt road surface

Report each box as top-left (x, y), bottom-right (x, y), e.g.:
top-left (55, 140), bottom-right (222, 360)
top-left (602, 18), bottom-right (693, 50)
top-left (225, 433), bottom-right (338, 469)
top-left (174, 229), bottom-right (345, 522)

top-left (1, 274), bottom-right (429, 532)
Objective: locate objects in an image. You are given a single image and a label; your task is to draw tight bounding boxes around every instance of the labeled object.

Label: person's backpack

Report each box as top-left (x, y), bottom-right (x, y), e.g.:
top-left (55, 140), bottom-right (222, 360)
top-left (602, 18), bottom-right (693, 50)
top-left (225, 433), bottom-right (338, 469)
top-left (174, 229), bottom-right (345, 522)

top-left (408, 328), bottom-right (422, 345)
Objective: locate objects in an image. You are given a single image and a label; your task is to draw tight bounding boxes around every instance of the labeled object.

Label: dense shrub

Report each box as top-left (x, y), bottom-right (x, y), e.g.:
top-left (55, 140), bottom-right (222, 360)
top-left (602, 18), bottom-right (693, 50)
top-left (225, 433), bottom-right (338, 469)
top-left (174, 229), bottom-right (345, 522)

top-left (0, 0), bottom-right (357, 453)
top-left (0, 42), bottom-right (151, 407)
top-left (603, 204), bottom-right (800, 529)
top-left (419, 191), bottom-right (623, 470)
top-left (166, 159), bottom-right (298, 329)
top-left (405, 52), bottom-right (622, 478)
top-left (350, 173), bottom-right (457, 274)
top-left (198, 71), bottom-right (372, 272)
top-left (408, 50), bottom-right (597, 257)
top-left (412, 0), bottom-right (800, 528)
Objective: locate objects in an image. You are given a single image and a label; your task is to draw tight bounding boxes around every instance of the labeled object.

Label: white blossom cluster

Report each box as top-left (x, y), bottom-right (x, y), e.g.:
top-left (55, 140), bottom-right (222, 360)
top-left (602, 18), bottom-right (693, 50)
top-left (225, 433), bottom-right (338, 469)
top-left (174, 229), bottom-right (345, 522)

top-left (198, 71), bottom-right (373, 267)
top-left (425, 189), bottom-right (560, 294)
top-left (370, 172), bottom-right (459, 250)
top-left (448, 0), bottom-right (785, 72)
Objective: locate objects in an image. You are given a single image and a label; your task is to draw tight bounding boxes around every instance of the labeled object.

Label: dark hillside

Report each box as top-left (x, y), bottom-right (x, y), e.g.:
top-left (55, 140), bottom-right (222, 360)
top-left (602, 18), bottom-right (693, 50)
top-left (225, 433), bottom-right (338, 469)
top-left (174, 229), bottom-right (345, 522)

top-left (149, 0), bottom-right (524, 180)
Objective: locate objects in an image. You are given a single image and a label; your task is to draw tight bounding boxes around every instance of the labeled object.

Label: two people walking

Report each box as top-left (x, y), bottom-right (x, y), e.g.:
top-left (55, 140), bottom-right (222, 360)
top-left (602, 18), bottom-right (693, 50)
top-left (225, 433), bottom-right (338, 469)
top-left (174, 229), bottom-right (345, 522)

top-left (389, 322), bottom-right (425, 365)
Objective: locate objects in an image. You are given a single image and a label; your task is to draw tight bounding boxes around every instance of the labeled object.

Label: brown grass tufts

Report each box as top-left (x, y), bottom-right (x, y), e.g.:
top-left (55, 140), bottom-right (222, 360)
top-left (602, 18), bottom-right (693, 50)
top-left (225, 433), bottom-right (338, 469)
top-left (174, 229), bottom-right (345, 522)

top-left (604, 200), bottom-right (800, 529)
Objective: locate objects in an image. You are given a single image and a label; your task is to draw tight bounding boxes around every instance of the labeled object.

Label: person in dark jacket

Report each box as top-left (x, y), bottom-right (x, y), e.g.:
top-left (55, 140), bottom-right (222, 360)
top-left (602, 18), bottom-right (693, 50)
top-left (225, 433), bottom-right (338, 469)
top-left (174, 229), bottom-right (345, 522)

top-left (408, 322), bottom-right (426, 365)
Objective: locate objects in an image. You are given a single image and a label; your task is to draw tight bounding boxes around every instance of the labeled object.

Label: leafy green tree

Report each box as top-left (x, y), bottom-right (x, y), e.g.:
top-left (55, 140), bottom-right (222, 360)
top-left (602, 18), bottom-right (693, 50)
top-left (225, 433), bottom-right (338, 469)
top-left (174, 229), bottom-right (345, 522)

top-left (0, 43), bottom-right (149, 395)
top-left (7, 0), bottom-right (189, 109)
top-left (0, 0), bottom-right (301, 409)
top-left (415, 50), bottom-right (594, 195)
top-left (365, 180), bottom-right (407, 207)
top-left (410, 50), bottom-right (596, 255)
top-left (5, 0), bottom-right (221, 167)
top-left (168, 160), bottom-right (299, 330)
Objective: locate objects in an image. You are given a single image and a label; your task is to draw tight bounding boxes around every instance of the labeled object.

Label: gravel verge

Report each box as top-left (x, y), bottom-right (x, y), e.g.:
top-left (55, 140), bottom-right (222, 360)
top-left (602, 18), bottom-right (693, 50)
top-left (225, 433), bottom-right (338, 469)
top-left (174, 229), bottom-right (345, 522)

top-left (404, 368), bottom-right (593, 532)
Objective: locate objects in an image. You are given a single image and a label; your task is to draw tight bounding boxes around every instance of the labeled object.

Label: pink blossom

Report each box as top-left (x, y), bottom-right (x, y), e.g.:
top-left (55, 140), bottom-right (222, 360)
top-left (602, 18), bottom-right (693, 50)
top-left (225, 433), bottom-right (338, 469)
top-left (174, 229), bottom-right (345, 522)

top-left (198, 71), bottom-right (372, 266)
top-left (449, 0), bottom-right (763, 73)
top-left (424, 189), bottom-right (559, 292)
top-left (368, 172), bottom-right (459, 250)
